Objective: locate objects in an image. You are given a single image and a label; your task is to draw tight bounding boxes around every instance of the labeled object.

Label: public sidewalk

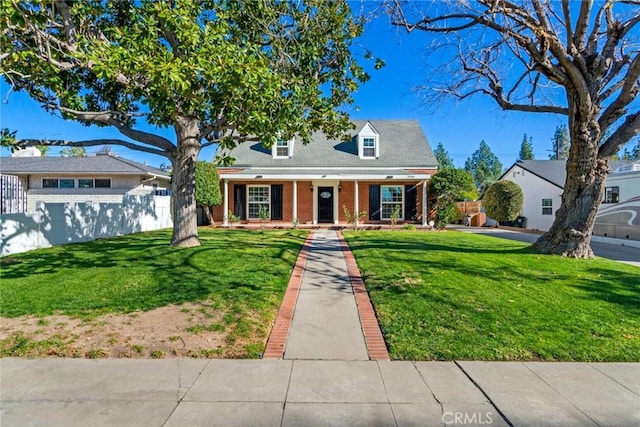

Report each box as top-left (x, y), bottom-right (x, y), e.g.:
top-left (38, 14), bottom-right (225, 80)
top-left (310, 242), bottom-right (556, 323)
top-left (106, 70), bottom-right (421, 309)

top-left (1, 358), bottom-right (638, 426)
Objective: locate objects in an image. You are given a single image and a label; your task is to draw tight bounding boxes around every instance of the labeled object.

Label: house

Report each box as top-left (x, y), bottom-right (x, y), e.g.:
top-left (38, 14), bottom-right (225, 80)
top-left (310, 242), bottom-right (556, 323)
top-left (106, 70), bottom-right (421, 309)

top-left (500, 159), bottom-right (640, 240)
top-left (0, 152), bottom-right (171, 214)
top-left (0, 152), bottom-right (173, 256)
top-left (213, 120), bottom-right (438, 226)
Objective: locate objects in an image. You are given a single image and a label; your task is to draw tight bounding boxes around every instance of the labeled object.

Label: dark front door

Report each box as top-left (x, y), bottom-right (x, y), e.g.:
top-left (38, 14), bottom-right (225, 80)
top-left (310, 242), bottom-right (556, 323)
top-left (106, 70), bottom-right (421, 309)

top-left (318, 187), bottom-right (334, 223)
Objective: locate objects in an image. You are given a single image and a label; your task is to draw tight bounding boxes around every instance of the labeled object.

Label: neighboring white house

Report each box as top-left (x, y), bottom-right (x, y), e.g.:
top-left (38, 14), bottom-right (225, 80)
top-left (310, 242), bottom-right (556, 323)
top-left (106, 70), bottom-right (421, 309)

top-left (0, 152), bottom-right (171, 213)
top-left (0, 152), bottom-right (173, 255)
top-left (501, 160), bottom-right (640, 240)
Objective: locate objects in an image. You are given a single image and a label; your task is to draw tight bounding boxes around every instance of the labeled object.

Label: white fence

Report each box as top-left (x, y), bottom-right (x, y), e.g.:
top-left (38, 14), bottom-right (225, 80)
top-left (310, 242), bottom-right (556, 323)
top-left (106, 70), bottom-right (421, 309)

top-left (1, 194), bottom-right (172, 256)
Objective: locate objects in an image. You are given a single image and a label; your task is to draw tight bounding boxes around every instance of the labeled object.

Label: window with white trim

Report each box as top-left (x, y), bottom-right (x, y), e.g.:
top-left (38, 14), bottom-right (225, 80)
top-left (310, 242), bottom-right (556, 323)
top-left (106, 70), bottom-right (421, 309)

top-left (362, 137), bottom-right (376, 158)
top-left (381, 185), bottom-right (403, 220)
top-left (542, 198), bottom-right (553, 215)
top-left (603, 186), bottom-right (619, 203)
top-left (248, 185), bottom-right (270, 219)
top-left (275, 140), bottom-right (290, 157)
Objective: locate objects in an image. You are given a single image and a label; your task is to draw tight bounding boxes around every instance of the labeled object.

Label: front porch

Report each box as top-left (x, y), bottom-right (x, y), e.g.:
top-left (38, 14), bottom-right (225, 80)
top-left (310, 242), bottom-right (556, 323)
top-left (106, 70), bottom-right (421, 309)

top-left (212, 174), bottom-right (431, 228)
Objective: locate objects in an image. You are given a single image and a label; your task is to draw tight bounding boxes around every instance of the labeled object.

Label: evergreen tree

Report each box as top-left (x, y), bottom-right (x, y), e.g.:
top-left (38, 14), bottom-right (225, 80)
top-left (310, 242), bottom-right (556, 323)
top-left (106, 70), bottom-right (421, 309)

top-left (632, 139), bottom-right (640, 161)
top-left (434, 142), bottom-right (455, 170)
top-left (518, 134), bottom-right (535, 160)
top-left (549, 125), bottom-right (570, 160)
top-left (464, 140), bottom-right (503, 193)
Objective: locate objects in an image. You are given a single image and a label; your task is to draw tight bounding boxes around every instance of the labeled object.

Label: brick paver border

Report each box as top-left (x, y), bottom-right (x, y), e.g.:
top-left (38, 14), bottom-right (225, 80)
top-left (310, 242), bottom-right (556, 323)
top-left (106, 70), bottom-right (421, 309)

top-left (262, 231), bottom-right (315, 359)
top-left (336, 231), bottom-right (390, 361)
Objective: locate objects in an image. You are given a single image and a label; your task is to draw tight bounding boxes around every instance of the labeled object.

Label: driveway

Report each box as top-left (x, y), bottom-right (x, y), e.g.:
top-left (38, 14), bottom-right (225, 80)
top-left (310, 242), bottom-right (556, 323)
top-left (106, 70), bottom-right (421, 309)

top-left (451, 226), bottom-right (640, 267)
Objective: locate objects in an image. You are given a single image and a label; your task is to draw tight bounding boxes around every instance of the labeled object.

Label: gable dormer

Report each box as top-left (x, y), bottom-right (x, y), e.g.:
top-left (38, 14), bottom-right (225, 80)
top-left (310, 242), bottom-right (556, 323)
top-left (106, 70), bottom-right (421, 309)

top-left (357, 122), bottom-right (379, 159)
top-left (272, 138), bottom-right (295, 159)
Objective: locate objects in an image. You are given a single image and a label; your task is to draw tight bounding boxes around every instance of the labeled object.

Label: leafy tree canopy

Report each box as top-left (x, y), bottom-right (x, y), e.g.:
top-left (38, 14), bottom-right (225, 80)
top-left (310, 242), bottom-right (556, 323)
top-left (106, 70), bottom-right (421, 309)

top-left (195, 161), bottom-right (221, 208)
top-left (1, 0), bottom-right (371, 246)
top-left (464, 140), bottom-right (503, 192)
top-left (429, 167), bottom-right (478, 225)
top-left (60, 147), bottom-right (86, 157)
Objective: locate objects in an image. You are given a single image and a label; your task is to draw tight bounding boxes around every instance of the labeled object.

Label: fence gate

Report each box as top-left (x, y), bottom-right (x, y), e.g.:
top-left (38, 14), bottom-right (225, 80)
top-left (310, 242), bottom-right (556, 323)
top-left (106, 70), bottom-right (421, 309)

top-left (1, 175), bottom-right (27, 214)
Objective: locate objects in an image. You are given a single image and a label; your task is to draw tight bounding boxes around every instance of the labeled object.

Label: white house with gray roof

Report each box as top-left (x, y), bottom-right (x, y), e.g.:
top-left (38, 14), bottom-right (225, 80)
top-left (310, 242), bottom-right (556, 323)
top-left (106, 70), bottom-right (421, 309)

top-left (501, 159), bottom-right (640, 240)
top-left (0, 153), bottom-right (171, 213)
top-left (0, 152), bottom-right (173, 255)
top-left (213, 120), bottom-right (438, 226)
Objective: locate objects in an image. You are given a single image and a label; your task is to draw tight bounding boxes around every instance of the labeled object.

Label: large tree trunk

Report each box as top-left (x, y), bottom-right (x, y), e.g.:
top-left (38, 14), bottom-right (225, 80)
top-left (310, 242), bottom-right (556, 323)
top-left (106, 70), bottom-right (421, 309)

top-left (532, 91), bottom-right (608, 258)
top-left (170, 116), bottom-right (201, 247)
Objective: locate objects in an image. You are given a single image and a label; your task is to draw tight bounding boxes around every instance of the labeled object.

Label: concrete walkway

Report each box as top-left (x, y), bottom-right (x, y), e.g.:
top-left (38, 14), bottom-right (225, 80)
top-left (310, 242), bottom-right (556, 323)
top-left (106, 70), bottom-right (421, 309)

top-left (2, 358), bottom-right (638, 426)
top-left (283, 229), bottom-right (368, 360)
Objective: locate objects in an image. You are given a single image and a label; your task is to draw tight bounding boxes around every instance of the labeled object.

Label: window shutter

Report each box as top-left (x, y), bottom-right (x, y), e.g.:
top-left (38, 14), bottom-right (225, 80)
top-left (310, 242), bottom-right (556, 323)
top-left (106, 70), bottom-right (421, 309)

top-left (405, 185), bottom-right (417, 220)
top-left (271, 184), bottom-right (283, 220)
top-left (369, 185), bottom-right (380, 220)
top-left (234, 184), bottom-right (246, 220)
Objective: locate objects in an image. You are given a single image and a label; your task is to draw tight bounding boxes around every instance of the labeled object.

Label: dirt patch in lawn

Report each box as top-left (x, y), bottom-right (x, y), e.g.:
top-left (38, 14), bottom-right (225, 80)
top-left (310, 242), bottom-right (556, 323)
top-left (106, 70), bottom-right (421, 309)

top-left (0, 302), bottom-right (268, 359)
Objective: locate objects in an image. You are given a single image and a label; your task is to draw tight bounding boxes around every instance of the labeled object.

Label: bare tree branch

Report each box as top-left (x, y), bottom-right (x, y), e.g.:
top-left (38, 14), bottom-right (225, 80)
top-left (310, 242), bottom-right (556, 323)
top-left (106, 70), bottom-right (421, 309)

top-left (17, 138), bottom-right (168, 158)
top-left (598, 55), bottom-right (640, 131)
top-left (598, 111), bottom-right (640, 156)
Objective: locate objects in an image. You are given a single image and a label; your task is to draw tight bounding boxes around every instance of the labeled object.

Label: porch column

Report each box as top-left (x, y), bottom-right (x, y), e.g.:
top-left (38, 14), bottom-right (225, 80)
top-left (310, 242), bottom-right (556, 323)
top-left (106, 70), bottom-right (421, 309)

top-left (354, 180), bottom-right (359, 227)
top-left (223, 179), bottom-right (229, 226)
top-left (292, 180), bottom-right (298, 224)
top-left (312, 183), bottom-right (318, 225)
top-left (422, 180), bottom-right (428, 226)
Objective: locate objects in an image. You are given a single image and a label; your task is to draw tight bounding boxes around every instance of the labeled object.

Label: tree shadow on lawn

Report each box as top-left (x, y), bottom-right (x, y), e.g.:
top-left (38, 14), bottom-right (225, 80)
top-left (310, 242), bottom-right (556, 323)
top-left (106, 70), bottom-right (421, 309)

top-left (0, 229), bottom-right (305, 280)
top-left (1, 230), bottom-right (306, 317)
top-left (568, 267), bottom-right (640, 310)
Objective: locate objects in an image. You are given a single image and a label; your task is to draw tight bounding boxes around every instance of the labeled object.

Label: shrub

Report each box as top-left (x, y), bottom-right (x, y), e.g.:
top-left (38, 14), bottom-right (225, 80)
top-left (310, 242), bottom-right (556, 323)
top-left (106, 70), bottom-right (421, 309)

top-left (483, 180), bottom-right (524, 223)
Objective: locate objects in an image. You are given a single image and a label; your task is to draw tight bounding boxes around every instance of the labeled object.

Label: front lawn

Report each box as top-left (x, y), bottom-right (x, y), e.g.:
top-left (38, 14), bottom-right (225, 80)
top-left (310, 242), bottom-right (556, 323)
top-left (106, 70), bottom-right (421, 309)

top-left (343, 231), bottom-right (640, 361)
top-left (0, 228), bottom-right (308, 358)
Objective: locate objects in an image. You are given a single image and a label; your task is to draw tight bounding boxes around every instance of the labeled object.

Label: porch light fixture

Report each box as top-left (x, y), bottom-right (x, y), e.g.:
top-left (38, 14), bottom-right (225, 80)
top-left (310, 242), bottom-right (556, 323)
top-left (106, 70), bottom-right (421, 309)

top-left (310, 184), bottom-right (313, 192)
top-left (338, 184), bottom-right (342, 192)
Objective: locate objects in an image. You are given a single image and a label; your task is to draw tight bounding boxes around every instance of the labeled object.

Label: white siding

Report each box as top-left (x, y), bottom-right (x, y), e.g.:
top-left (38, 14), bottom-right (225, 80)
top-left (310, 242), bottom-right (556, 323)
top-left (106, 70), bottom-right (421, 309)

top-left (24, 175), bottom-right (170, 212)
top-left (502, 165), bottom-right (563, 231)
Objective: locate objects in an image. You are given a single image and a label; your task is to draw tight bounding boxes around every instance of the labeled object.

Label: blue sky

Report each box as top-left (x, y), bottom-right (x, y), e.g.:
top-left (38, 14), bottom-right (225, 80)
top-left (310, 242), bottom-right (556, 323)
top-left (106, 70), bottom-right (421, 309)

top-left (0, 8), bottom-right (623, 169)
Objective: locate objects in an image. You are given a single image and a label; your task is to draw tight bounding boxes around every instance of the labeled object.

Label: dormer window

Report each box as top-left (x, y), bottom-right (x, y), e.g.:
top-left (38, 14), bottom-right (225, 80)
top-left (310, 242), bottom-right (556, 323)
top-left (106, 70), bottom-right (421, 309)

top-left (357, 121), bottom-right (379, 159)
top-left (273, 139), bottom-right (293, 158)
top-left (362, 137), bottom-right (376, 158)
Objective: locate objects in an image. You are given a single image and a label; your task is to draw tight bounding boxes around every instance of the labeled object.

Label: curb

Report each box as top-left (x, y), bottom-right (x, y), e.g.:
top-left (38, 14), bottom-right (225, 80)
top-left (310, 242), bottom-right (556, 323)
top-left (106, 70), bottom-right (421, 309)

top-left (336, 231), bottom-right (390, 361)
top-left (262, 231), bottom-right (314, 359)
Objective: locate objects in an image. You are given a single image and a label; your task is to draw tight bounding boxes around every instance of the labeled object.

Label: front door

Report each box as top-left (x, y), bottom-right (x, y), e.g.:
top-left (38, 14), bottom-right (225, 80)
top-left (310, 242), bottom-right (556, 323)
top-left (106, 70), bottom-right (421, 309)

top-left (317, 187), bottom-right (334, 223)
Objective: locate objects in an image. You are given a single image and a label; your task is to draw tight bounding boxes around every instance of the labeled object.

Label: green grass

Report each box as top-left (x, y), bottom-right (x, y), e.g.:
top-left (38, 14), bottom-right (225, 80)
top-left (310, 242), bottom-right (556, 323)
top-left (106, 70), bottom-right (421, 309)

top-left (1, 228), bottom-right (307, 319)
top-left (343, 231), bottom-right (640, 362)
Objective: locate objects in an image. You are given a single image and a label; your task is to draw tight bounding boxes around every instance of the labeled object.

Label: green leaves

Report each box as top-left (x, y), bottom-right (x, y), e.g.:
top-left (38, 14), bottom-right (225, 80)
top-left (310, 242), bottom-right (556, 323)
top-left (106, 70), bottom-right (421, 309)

top-left (483, 180), bottom-right (524, 223)
top-left (195, 161), bottom-right (222, 207)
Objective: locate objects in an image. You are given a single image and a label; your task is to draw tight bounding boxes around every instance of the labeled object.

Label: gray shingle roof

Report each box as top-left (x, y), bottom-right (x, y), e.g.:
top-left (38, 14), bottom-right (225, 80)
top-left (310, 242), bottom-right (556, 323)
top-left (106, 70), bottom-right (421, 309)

top-left (217, 120), bottom-right (437, 168)
top-left (0, 154), bottom-right (169, 178)
top-left (507, 159), bottom-right (631, 188)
